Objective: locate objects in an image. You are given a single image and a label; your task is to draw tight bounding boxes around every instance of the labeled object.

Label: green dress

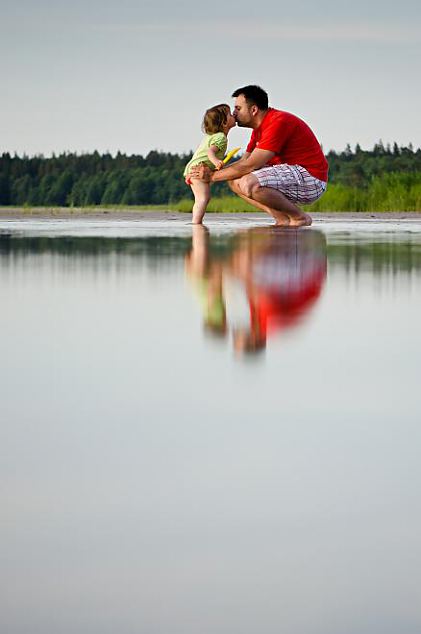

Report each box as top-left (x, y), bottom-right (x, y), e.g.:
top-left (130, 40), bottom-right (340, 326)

top-left (184, 132), bottom-right (227, 177)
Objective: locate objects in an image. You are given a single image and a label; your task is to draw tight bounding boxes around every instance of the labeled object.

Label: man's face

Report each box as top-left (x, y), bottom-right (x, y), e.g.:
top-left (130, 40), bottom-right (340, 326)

top-left (233, 94), bottom-right (254, 127)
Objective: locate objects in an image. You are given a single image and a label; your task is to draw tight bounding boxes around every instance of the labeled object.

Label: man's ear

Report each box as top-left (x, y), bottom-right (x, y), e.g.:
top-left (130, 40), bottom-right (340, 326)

top-left (251, 105), bottom-right (259, 116)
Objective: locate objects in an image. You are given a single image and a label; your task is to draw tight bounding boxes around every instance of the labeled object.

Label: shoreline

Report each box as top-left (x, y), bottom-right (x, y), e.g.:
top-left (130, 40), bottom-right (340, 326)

top-left (1, 208), bottom-right (421, 222)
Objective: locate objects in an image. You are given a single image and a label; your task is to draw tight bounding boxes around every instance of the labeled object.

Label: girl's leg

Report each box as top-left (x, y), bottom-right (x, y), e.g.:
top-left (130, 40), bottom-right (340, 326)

top-left (190, 179), bottom-right (211, 224)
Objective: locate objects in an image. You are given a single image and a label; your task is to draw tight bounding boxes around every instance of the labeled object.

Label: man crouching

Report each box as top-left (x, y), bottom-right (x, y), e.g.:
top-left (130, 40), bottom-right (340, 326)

top-left (189, 85), bottom-right (328, 227)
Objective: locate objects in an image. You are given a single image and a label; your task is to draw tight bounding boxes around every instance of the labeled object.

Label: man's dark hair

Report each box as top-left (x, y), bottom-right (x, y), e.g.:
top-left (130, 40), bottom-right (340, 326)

top-left (231, 85), bottom-right (269, 110)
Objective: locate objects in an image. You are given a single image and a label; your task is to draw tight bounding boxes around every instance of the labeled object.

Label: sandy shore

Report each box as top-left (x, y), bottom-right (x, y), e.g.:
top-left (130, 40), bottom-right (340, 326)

top-left (1, 208), bottom-right (421, 222)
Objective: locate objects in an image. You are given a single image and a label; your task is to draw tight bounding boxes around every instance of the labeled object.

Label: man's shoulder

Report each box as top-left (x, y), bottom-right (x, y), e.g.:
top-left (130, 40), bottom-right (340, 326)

top-left (259, 109), bottom-right (299, 133)
top-left (266, 108), bottom-right (299, 124)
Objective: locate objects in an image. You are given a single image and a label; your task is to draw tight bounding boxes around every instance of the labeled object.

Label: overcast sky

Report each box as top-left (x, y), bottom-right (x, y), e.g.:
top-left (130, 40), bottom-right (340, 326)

top-left (1, 0), bottom-right (420, 157)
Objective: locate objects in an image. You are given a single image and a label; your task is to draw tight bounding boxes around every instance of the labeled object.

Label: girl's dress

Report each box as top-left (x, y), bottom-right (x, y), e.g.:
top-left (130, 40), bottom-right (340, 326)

top-left (184, 132), bottom-right (227, 181)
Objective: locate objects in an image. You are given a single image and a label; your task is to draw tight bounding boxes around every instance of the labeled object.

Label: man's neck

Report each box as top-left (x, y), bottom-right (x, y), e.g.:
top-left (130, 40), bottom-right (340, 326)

top-left (252, 108), bottom-right (270, 130)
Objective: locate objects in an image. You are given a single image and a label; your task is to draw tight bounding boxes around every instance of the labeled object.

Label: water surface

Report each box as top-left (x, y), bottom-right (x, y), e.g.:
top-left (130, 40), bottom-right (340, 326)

top-left (1, 216), bottom-right (421, 634)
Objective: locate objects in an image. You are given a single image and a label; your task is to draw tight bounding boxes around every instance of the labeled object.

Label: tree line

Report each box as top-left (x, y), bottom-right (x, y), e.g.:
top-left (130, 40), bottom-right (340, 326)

top-left (1, 142), bottom-right (420, 207)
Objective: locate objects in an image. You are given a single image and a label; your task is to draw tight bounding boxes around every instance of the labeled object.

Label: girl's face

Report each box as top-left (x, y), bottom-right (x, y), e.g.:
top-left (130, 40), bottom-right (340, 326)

top-left (224, 111), bottom-right (236, 132)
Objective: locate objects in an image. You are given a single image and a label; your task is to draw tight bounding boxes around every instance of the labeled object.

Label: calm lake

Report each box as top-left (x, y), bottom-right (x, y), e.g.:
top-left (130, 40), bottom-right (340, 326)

top-left (1, 214), bottom-right (421, 634)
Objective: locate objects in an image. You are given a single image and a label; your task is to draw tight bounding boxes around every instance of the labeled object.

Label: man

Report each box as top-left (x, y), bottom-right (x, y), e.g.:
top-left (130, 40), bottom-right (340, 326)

top-left (189, 85), bottom-right (328, 227)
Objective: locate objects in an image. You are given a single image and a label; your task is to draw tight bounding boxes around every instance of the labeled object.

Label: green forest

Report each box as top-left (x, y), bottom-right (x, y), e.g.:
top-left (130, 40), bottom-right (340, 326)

top-left (1, 141), bottom-right (421, 211)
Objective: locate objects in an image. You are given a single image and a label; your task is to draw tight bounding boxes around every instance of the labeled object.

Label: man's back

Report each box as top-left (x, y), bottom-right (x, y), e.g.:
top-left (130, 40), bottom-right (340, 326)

top-left (246, 108), bottom-right (328, 181)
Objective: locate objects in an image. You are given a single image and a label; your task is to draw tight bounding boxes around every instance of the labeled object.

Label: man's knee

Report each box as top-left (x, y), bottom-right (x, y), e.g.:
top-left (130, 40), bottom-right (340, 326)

top-left (228, 179), bottom-right (238, 193)
top-left (238, 174), bottom-right (260, 198)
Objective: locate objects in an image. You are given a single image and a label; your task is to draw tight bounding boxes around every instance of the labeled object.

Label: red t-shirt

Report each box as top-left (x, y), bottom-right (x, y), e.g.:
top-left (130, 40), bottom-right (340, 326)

top-left (251, 271), bottom-right (325, 337)
top-left (246, 108), bottom-right (329, 182)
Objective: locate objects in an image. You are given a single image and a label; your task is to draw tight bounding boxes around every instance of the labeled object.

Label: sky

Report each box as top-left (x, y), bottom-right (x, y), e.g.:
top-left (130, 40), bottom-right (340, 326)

top-left (1, 0), bottom-right (420, 157)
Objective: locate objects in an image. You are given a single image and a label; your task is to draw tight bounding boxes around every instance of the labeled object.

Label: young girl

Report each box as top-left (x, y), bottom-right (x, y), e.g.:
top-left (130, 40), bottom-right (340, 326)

top-left (184, 103), bottom-right (236, 224)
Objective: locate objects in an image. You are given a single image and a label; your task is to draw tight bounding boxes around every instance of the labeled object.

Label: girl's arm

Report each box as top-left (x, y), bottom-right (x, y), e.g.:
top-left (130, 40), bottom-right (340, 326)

top-left (207, 145), bottom-right (224, 170)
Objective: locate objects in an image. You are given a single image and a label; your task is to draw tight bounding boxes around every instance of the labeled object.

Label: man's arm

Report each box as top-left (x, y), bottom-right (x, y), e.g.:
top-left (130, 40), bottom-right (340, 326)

top-left (231, 151), bottom-right (251, 164)
top-left (190, 148), bottom-right (275, 183)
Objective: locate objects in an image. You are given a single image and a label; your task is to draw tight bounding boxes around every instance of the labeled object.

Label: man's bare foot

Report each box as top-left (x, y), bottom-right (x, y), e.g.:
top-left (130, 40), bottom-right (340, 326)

top-left (288, 212), bottom-right (312, 227)
top-left (266, 209), bottom-right (291, 226)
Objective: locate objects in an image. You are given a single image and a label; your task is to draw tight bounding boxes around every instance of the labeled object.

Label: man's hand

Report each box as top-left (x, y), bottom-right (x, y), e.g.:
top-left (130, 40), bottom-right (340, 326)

top-left (188, 163), bottom-right (212, 182)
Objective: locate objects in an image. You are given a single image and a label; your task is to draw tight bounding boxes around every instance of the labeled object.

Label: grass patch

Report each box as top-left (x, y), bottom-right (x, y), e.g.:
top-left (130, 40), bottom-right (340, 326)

top-left (174, 196), bottom-right (257, 213)
top-left (2, 173), bottom-right (421, 214)
top-left (176, 174), bottom-right (421, 213)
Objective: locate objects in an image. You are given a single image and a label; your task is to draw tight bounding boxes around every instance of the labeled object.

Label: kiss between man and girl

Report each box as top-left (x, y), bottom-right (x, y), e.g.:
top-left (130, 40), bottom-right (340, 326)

top-left (184, 85), bottom-right (328, 226)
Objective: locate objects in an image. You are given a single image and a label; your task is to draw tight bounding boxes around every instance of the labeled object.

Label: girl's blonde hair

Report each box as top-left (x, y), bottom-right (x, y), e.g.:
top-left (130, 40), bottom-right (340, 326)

top-left (202, 104), bottom-right (230, 134)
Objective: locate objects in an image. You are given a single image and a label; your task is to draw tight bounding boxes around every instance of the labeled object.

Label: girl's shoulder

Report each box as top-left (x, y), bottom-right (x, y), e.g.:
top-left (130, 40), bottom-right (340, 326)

top-left (207, 131), bottom-right (227, 141)
top-left (206, 132), bottom-right (227, 147)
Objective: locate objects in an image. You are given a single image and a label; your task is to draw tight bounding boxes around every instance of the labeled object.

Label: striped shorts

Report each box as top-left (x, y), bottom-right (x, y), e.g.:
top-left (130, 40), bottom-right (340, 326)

top-left (252, 164), bottom-right (327, 204)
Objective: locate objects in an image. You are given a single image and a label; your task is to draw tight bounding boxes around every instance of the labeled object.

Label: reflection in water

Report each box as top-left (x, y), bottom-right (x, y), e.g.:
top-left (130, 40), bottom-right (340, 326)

top-left (328, 234), bottom-right (421, 275)
top-left (1, 230), bottom-right (421, 277)
top-left (186, 227), bottom-right (327, 354)
top-left (0, 234), bottom-right (192, 276)
top-left (1, 224), bottom-right (421, 634)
